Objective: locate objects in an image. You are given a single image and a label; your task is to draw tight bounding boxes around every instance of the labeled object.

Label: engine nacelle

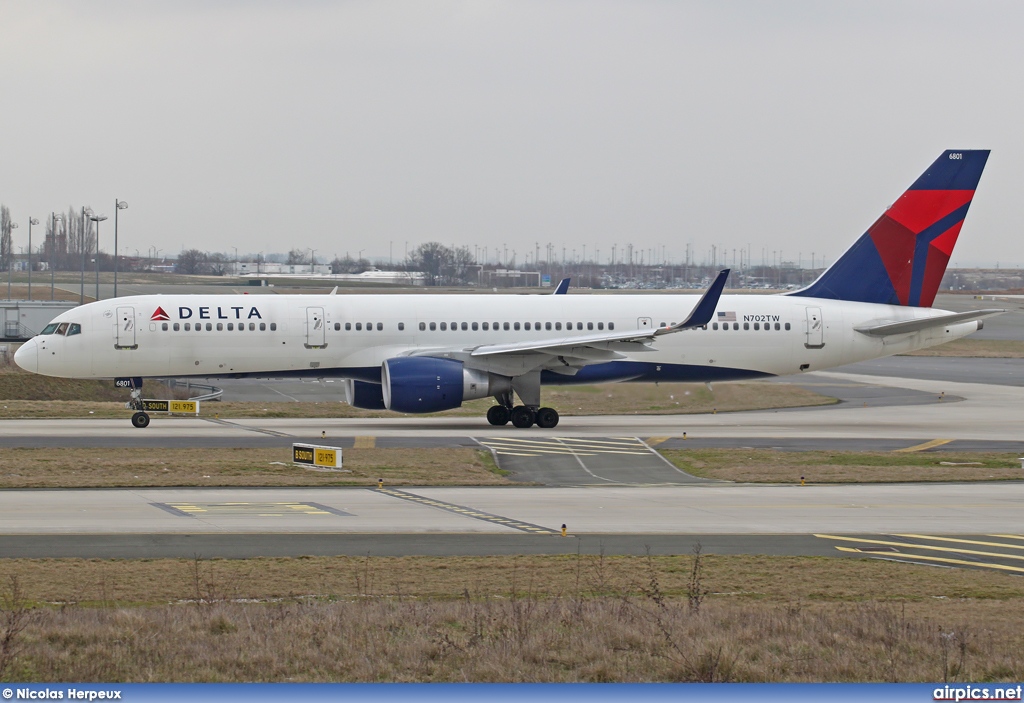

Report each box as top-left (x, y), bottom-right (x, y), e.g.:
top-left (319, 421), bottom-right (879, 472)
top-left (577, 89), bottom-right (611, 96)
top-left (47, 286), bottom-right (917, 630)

top-left (382, 357), bottom-right (511, 413)
top-left (343, 379), bottom-right (387, 409)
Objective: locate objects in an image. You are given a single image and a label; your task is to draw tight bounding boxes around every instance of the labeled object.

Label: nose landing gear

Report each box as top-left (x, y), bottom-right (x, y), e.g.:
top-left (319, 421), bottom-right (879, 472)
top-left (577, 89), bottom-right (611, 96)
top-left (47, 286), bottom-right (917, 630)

top-left (124, 378), bottom-right (150, 429)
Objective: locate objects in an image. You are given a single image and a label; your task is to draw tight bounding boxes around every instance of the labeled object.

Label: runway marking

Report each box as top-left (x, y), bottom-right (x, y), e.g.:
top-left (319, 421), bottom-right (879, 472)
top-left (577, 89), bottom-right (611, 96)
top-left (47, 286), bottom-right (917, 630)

top-left (373, 487), bottom-right (555, 534)
top-left (893, 534), bottom-right (1024, 551)
top-left (477, 436), bottom-right (652, 457)
top-left (816, 534), bottom-right (1024, 564)
top-left (645, 436), bottom-right (670, 447)
top-left (353, 436), bottom-right (376, 449)
top-left (202, 417), bottom-right (294, 437)
top-left (990, 534), bottom-right (1024, 541)
top-left (155, 501), bottom-right (352, 517)
top-left (834, 546), bottom-right (1024, 574)
top-left (893, 438), bottom-right (953, 453)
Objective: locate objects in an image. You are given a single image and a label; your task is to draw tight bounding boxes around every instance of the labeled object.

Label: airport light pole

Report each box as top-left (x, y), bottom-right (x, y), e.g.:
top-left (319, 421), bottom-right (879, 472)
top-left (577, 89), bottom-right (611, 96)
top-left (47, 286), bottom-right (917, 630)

top-left (27, 218), bottom-right (39, 300)
top-left (89, 214), bottom-right (107, 301)
top-left (113, 200), bottom-right (127, 298)
top-left (7, 221), bottom-right (17, 300)
top-left (50, 213), bottom-right (63, 301)
top-left (80, 207), bottom-right (92, 304)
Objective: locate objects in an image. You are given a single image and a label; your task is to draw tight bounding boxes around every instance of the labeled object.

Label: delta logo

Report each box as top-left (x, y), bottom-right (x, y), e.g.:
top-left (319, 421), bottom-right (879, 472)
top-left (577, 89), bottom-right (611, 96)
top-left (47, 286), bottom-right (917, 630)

top-left (150, 305), bottom-right (263, 321)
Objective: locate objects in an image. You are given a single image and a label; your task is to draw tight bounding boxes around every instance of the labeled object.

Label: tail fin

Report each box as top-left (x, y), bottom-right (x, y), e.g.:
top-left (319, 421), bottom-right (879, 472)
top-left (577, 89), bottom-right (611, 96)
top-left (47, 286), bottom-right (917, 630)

top-left (792, 150), bottom-right (989, 307)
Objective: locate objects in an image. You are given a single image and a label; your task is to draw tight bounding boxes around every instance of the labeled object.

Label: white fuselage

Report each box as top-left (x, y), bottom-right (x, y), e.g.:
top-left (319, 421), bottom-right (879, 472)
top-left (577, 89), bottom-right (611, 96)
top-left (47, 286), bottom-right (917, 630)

top-left (15, 292), bottom-right (979, 385)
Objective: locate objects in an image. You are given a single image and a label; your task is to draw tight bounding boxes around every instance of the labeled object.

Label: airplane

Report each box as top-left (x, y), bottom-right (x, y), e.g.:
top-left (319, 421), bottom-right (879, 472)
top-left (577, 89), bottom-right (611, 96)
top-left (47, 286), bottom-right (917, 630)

top-left (14, 149), bottom-right (1003, 429)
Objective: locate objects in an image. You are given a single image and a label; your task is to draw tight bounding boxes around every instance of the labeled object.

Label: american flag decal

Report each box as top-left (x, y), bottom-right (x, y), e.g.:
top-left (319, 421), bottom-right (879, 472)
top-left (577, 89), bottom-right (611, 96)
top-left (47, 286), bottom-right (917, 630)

top-left (717, 311), bottom-right (736, 322)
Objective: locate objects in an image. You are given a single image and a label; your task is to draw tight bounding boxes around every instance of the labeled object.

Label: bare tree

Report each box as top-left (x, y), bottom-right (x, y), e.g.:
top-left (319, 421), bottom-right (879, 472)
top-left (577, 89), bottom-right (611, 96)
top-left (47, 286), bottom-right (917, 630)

top-left (177, 249), bottom-right (210, 275)
top-left (0, 205), bottom-right (12, 271)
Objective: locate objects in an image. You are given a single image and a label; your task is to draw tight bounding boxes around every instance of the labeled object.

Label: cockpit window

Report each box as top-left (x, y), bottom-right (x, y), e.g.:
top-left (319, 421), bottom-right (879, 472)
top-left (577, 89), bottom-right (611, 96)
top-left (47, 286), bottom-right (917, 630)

top-left (66, 323), bottom-right (82, 336)
top-left (55, 323), bottom-right (69, 335)
top-left (40, 324), bottom-right (59, 335)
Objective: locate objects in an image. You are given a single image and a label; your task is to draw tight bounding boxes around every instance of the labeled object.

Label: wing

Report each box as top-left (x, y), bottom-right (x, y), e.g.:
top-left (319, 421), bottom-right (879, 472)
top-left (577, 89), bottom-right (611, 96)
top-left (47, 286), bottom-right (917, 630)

top-left (408, 269), bottom-right (730, 377)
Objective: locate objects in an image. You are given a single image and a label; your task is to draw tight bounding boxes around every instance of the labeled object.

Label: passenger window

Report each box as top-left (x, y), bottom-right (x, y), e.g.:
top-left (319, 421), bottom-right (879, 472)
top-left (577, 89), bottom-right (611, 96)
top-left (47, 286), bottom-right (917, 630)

top-left (514, 322), bottom-right (521, 331)
top-left (774, 322), bottom-right (781, 330)
top-left (597, 322), bottom-right (604, 330)
top-left (659, 322), bottom-right (667, 328)
top-left (419, 322), bottom-right (426, 331)
top-left (260, 323), bottom-right (267, 331)
top-left (356, 323), bottom-right (363, 331)
top-left (56, 323), bottom-right (68, 335)
top-left (525, 322), bottom-right (531, 331)
top-left (471, 322), bottom-right (478, 331)
top-left (577, 323), bottom-right (583, 330)
top-left (587, 322), bottom-right (593, 330)
top-left (160, 323), bottom-right (167, 332)
top-left (493, 322), bottom-right (499, 330)
top-left (41, 323), bottom-right (59, 334)
top-left (754, 323), bottom-right (760, 330)
top-left (184, 323), bottom-right (191, 331)
top-left (451, 322), bottom-right (457, 331)
top-left (249, 323), bottom-right (256, 331)
top-left (227, 323), bottom-right (234, 331)
top-left (196, 324), bottom-right (202, 332)
top-left (377, 323), bottom-right (383, 331)
top-left (608, 322), bottom-right (614, 330)
top-left (534, 322), bottom-right (540, 330)
top-left (785, 322), bottom-right (791, 331)
top-left (733, 323), bottom-right (739, 330)
top-left (217, 323), bottom-right (223, 331)
top-left (555, 322), bottom-right (562, 330)
top-left (204, 323), bottom-right (211, 331)
top-left (398, 322), bottom-right (405, 331)
top-left (503, 322), bottom-right (510, 331)
top-left (461, 322), bottom-right (468, 331)
top-left (482, 322), bottom-right (488, 331)
top-left (712, 323), bottom-right (719, 330)
top-left (545, 322), bottom-right (552, 331)
top-left (173, 323), bottom-right (180, 331)
top-left (744, 322), bottom-right (749, 330)
top-left (430, 322), bottom-right (437, 331)
top-left (366, 322), bottom-right (372, 330)
top-left (334, 323), bottom-right (340, 331)
top-left (440, 322), bottom-right (447, 331)
top-left (270, 323), bottom-right (277, 331)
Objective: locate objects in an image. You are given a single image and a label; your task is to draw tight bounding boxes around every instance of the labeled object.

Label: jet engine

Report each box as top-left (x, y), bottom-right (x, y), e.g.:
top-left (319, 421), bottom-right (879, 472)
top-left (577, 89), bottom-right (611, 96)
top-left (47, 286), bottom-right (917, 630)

top-left (343, 379), bottom-right (387, 409)
top-left (382, 357), bottom-right (511, 413)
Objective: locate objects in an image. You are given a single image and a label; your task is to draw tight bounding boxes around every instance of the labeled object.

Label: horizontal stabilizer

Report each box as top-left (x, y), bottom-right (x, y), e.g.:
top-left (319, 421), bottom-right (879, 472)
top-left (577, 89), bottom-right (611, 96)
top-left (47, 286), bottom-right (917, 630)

top-left (854, 309), bottom-right (1004, 337)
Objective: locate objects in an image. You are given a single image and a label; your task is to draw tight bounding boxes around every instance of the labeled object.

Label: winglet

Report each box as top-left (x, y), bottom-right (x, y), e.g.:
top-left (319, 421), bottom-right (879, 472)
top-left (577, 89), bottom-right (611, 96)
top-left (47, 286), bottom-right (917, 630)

top-left (329, 286), bottom-right (338, 296)
top-left (658, 269), bottom-right (730, 334)
top-left (552, 278), bottom-right (570, 295)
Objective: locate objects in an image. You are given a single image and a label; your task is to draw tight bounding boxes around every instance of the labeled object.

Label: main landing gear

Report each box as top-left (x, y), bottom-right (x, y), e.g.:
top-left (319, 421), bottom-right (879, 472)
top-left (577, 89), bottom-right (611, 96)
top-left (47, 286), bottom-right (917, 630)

top-left (486, 384), bottom-right (560, 429)
top-left (486, 404), bottom-right (560, 428)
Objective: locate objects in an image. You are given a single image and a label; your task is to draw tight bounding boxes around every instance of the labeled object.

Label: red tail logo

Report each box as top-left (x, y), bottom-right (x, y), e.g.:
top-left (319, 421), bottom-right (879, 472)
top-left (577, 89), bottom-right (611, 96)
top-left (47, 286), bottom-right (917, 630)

top-left (150, 307), bottom-right (170, 321)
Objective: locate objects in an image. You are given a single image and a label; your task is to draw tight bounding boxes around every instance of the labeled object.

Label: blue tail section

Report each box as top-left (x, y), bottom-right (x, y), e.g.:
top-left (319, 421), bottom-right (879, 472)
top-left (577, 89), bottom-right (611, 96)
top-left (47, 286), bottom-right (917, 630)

top-left (791, 150), bottom-right (989, 307)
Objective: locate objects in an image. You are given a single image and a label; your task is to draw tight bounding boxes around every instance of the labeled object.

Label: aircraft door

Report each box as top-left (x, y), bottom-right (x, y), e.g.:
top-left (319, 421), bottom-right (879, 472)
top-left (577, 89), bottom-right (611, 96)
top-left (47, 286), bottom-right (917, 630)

top-left (637, 317), bottom-right (653, 330)
top-left (115, 306), bottom-right (137, 349)
top-left (305, 307), bottom-right (326, 349)
top-left (805, 307), bottom-right (824, 348)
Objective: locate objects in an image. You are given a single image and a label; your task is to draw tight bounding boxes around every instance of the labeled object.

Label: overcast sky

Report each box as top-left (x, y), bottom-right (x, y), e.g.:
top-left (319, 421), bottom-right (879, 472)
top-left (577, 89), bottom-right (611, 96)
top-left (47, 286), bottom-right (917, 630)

top-left (1, 1), bottom-right (1021, 268)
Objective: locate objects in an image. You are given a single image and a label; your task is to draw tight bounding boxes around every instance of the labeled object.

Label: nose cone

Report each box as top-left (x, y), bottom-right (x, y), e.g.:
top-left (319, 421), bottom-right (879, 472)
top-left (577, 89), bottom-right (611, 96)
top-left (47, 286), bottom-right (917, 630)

top-left (14, 339), bottom-right (38, 373)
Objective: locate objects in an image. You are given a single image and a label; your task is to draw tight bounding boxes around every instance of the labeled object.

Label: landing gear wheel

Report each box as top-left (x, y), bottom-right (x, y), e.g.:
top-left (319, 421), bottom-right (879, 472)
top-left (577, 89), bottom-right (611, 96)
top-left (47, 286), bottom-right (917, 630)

top-left (510, 406), bottom-right (536, 428)
top-left (535, 407), bottom-right (559, 429)
top-left (131, 412), bottom-right (150, 429)
top-left (486, 405), bottom-right (511, 426)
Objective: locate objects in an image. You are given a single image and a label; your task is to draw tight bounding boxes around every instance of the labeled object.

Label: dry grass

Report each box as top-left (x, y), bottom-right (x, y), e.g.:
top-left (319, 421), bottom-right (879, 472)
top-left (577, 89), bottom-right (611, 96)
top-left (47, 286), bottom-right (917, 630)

top-left (0, 285), bottom-right (82, 302)
top-left (660, 449), bottom-right (1024, 483)
top-left (0, 447), bottom-right (507, 488)
top-left (1, 554), bottom-right (1023, 682)
top-left (901, 338), bottom-right (1024, 358)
